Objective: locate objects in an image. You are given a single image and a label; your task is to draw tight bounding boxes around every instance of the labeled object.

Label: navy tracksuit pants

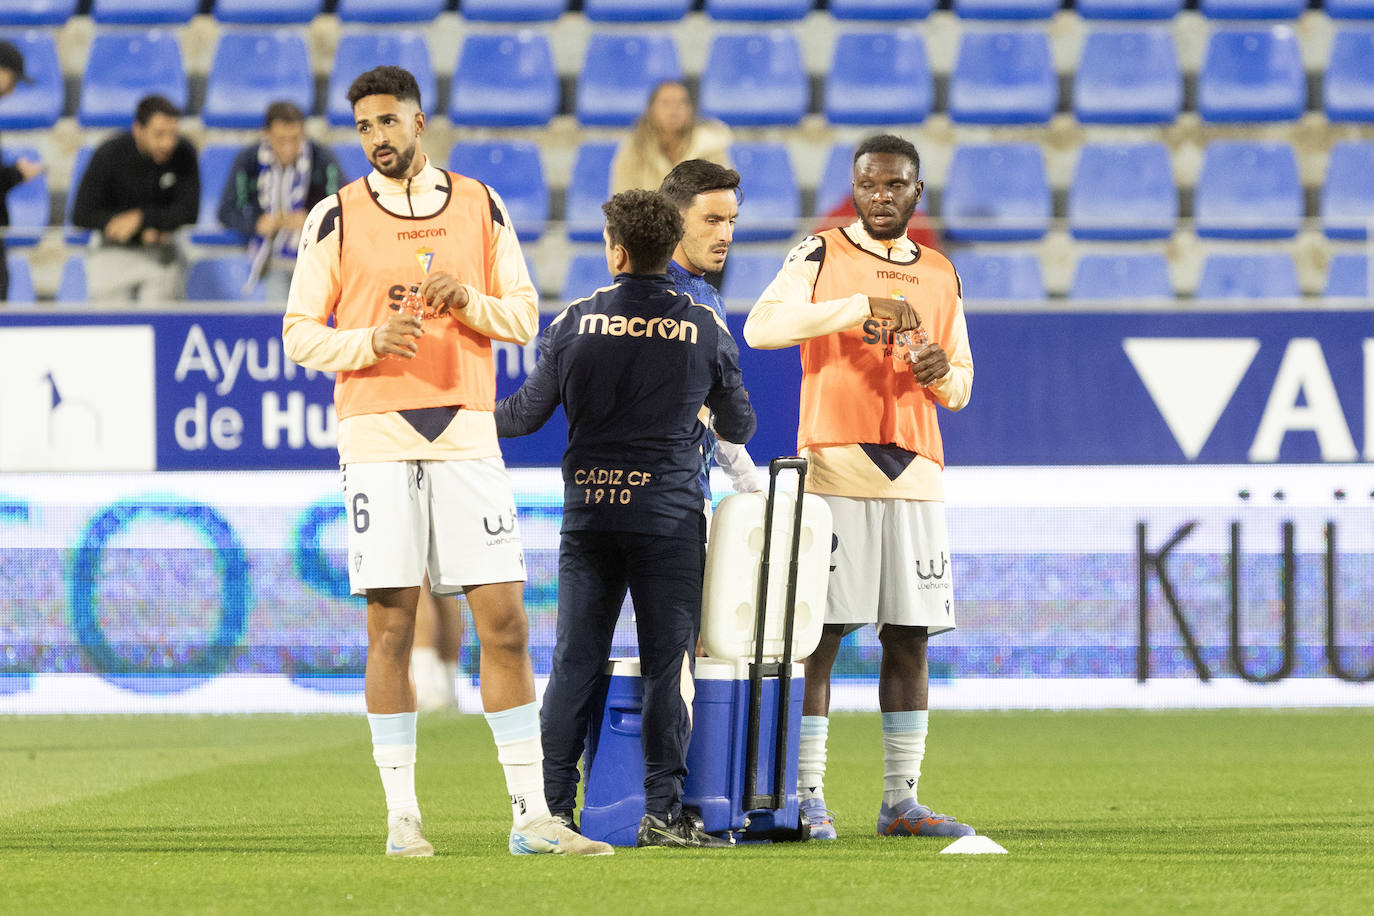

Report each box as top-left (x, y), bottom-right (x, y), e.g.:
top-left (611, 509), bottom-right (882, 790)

top-left (540, 529), bottom-right (705, 821)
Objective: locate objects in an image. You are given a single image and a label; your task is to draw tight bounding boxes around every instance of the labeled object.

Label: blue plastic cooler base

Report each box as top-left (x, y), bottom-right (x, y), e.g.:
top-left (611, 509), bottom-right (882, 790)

top-left (581, 658), bottom-right (804, 846)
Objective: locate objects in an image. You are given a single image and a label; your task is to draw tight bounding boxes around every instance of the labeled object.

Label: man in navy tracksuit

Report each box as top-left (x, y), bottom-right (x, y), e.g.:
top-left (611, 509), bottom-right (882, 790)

top-left (495, 189), bottom-right (756, 848)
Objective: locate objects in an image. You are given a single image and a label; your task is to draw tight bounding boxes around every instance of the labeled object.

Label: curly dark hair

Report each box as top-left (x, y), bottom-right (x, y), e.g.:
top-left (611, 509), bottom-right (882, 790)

top-left (347, 66), bottom-right (422, 110)
top-left (602, 190), bottom-right (684, 275)
top-left (658, 159), bottom-right (741, 212)
top-left (853, 134), bottom-right (920, 178)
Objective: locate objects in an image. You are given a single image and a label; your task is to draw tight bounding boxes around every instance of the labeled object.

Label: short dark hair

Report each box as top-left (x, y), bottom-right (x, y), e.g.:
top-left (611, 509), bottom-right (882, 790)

top-left (347, 66), bottom-right (422, 110)
top-left (658, 159), bottom-right (741, 212)
top-left (602, 190), bottom-right (684, 275)
top-left (135, 94), bottom-right (181, 125)
top-left (264, 100), bottom-right (305, 128)
top-left (853, 134), bottom-right (920, 177)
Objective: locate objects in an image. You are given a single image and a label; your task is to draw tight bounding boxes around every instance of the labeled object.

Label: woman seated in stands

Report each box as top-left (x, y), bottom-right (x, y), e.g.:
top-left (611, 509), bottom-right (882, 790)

top-left (611, 80), bottom-right (731, 194)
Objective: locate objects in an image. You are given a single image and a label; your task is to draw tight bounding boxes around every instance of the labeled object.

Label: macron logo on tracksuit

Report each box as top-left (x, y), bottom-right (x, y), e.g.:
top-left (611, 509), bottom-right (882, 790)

top-left (577, 313), bottom-right (699, 344)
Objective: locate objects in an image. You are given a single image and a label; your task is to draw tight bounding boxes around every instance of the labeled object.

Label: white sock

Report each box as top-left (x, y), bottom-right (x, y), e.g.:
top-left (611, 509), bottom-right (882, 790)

top-left (368, 712), bottom-right (420, 824)
top-left (484, 701), bottom-right (551, 828)
top-left (798, 715), bottom-right (829, 802)
top-left (882, 710), bottom-right (928, 808)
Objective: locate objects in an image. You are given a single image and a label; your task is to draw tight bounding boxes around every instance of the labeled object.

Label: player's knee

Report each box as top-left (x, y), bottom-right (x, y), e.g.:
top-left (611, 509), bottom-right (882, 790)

top-left (372, 619), bottom-right (415, 661)
top-left (477, 606), bottom-right (529, 656)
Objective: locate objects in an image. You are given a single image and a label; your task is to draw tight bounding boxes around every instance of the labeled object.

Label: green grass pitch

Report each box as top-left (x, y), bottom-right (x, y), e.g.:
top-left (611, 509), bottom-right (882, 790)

top-left (2, 709), bottom-right (1371, 914)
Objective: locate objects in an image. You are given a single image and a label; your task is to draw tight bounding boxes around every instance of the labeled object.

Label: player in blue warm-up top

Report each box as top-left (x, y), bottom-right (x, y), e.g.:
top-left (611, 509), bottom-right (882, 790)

top-left (495, 189), bottom-right (756, 848)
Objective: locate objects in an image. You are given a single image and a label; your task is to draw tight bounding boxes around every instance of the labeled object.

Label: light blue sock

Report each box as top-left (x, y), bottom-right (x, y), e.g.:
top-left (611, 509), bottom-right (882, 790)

top-left (484, 702), bottom-right (549, 827)
top-left (881, 710), bottom-right (928, 806)
top-left (367, 712), bottom-right (418, 820)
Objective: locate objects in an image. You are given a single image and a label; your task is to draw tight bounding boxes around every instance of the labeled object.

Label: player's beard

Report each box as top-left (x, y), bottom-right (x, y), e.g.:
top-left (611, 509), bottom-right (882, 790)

top-left (855, 193), bottom-right (918, 241)
top-left (372, 140), bottom-right (418, 179)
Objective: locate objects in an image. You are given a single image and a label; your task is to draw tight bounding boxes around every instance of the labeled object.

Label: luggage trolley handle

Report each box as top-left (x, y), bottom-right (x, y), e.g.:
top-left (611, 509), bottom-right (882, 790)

top-left (744, 457), bottom-right (809, 812)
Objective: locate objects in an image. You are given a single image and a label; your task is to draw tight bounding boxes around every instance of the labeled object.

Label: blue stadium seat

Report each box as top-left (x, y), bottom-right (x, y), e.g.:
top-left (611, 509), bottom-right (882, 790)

top-left (57, 254), bottom-right (87, 303)
top-left (63, 145), bottom-right (93, 245)
top-left (824, 30), bottom-right (931, 125)
top-left (1077, 0), bottom-right (1181, 17)
top-left (1070, 254), bottom-right (1173, 301)
top-left (191, 144), bottom-right (241, 246)
top-left (1074, 28), bottom-right (1181, 125)
top-left (1068, 142), bottom-right (1176, 241)
top-left (0, 1), bottom-right (75, 26)
top-left (699, 32), bottom-right (807, 127)
top-left (953, 0), bottom-right (1058, 19)
top-left (720, 250), bottom-right (784, 303)
top-left (950, 252), bottom-right (1045, 301)
top-left (6, 253), bottom-right (35, 303)
top-left (1, 145), bottom-right (47, 247)
top-left (1198, 27), bottom-right (1304, 123)
top-left (815, 142), bottom-right (855, 218)
top-left (1325, 29), bottom-right (1374, 122)
top-left (705, 0), bottom-right (811, 19)
top-left (448, 142), bottom-right (548, 242)
top-left (562, 253), bottom-right (613, 303)
top-left (186, 256), bottom-right (266, 302)
top-left (729, 143), bottom-right (799, 242)
top-left (1194, 141), bottom-right (1300, 239)
top-left (202, 31), bottom-right (313, 130)
top-left (576, 32), bottom-right (682, 127)
top-left (583, 0), bottom-right (690, 20)
top-left (330, 142), bottom-right (371, 183)
top-left (941, 143), bottom-right (1050, 242)
top-left (462, 0), bottom-right (566, 19)
top-left (948, 31), bottom-right (1055, 125)
top-left (77, 30), bottom-right (187, 128)
top-left (1199, 0), bottom-right (1303, 18)
top-left (449, 32), bottom-right (558, 128)
top-left (0, 30), bottom-right (61, 129)
top-left (1321, 141), bottom-right (1374, 240)
top-left (336, 0), bottom-right (444, 23)
top-left (1324, 254), bottom-right (1368, 297)
top-left (327, 32), bottom-right (436, 127)
top-left (90, 0), bottom-right (197, 24)
top-left (565, 141), bottom-right (617, 242)
top-left (1327, 0), bottom-right (1374, 16)
top-left (829, 0), bottom-right (935, 17)
top-left (1196, 253), bottom-right (1299, 301)
top-left (213, 0), bottom-right (322, 24)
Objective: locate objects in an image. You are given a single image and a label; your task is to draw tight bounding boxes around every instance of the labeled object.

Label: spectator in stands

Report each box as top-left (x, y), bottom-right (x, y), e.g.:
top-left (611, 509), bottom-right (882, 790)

top-left (611, 81), bottom-right (731, 195)
top-left (72, 94), bottom-right (198, 303)
top-left (218, 101), bottom-right (343, 302)
top-left (0, 40), bottom-right (45, 302)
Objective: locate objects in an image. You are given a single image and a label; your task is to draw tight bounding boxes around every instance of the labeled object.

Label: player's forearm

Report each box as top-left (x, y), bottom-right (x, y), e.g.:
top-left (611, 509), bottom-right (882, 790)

top-left (456, 287), bottom-right (539, 345)
top-left (715, 440), bottom-right (761, 492)
top-left (928, 306), bottom-right (973, 411)
top-left (744, 291), bottom-right (870, 349)
top-left (283, 313), bottom-right (378, 372)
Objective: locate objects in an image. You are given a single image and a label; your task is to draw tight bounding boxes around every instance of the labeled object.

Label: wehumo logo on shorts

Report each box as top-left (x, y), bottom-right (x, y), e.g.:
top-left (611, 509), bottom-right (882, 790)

top-left (577, 313), bottom-right (699, 343)
top-left (396, 228), bottom-right (447, 240)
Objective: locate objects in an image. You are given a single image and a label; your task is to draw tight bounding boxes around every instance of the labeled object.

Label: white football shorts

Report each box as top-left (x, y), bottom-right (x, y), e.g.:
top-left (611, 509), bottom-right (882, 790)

top-left (820, 494), bottom-right (956, 636)
top-left (341, 456), bottom-right (526, 597)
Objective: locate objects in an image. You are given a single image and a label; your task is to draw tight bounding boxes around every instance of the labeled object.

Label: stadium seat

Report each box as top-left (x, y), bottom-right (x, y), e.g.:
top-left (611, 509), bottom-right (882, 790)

top-left (728, 143), bottom-right (800, 243)
top-left (330, 142), bottom-right (370, 183)
top-left (1198, 0), bottom-right (1303, 18)
top-left (1325, 29), bottom-right (1374, 122)
top-left (186, 256), bottom-right (266, 302)
top-left (1197, 27), bottom-right (1304, 123)
top-left (462, 0), bottom-right (566, 19)
top-left (1076, 0), bottom-right (1181, 17)
top-left (1324, 254), bottom-right (1368, 298)
top-left (948, 31), bottom-right (1055, 125)
top-left (89, 0), bottom-right (197, 24)
top-left (0, 0), bottom-right (75, 26)
top-left (720, 250), bottom-right (783, 303)
top-left (202, 32), bottom-right (313, 130)
top-left (1327, 0), bottom-right (1374, 16)
top-left (1195, 253), bottom-right (1299, 301)
top-left (1321, 142), bottom-right (1374, 240)
top-left (1073, 28), bottom-right (1181, 125)
top-left (213, 0), bottom-right (322, 24)
top-left (1068, 142), bottom-right (1176, 241)
top-left (565, 141), bottom-right (617, 243)
top-left (63, 145), bottom-right (93, 245)
top-left (1070, 254), bottom-right (1173, 301)
top-left (77, 30), bottom-right (187, 128)
top-left (191, 144), bottom-right (241, 246)
top-left (699, 32), bottom-right (807, 127)
top-left (824, 30), bottom-right (932, 125)
top-left (562, 253), bottom-right (613, 303)
top-left (1, 145), bottom-right (47, 247)
top-left (0, 30), bottom-right (61, 129)
top-left (952, 0), bottom-right (1058, 19)
top-left (829, 0), bottom-right (935, 17)
top-left (576, 32), bottom-right (682, 127)
top-left (327, 32), bottom-right (436, 128)
top-left (704, 0), bottom-right (811, 19)
top-left (941, 143), bottom-right (1050, 243)
top-left (583, 0), bottom-right (690, 20)
top-left (335, 0), bottom-right (444, 23)
top-left (6, 254), bottom-right (35, 303)
top-left (950, 252), bottom-right (1045, 301)
top-left (56, 254), bottom-right (87, 303)
top-left (1194, 141), bottom-right (1301, 239)
top-left (449, 32), bottom-right (558, 128)
top-left (815, 142), bottom-right (855, 218)
top-left (448, 142), bottom-right (548, 243)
